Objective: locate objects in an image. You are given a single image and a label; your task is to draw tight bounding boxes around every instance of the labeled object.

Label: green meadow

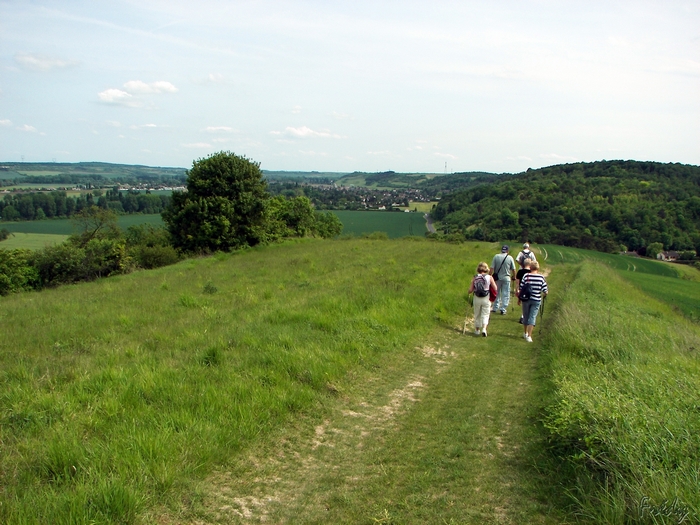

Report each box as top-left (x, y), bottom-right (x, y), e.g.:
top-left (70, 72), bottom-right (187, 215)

top-left (1, 238), bottom-right (699, 523)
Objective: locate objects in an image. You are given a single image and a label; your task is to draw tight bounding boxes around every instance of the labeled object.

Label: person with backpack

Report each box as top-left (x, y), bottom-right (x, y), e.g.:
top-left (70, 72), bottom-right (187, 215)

top-left (515, 259), bottom-right (532, 324)
top-left (468, 261), bottom-right (498, 337)
top-left (489, 245), bottom-right (515, 315)
top-left (519, 260), bottom-right (548, 343)
top-left (516, 242), bottom-right (537, 269)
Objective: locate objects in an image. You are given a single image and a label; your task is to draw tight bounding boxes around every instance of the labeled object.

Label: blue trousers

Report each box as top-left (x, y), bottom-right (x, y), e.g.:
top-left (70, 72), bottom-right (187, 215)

top-left (522, 299), bottom-right (541, 326)
top-left (493, 279), bottom-right (510, 311)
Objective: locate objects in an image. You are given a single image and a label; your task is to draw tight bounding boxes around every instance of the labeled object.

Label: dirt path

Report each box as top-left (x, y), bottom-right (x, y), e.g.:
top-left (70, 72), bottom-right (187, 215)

top-left (167, 312), bottom-right (567, 524)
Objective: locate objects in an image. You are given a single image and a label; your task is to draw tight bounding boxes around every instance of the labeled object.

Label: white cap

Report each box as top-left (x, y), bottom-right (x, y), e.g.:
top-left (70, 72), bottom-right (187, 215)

top-left (523, 242), bottom-right (530, 248)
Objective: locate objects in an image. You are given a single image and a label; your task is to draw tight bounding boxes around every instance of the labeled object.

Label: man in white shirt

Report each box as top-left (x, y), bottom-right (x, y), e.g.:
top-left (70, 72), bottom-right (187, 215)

top-left (516, 242), bottom-right (537, 269)
top-left (490, 244), bottom-right (516, 314)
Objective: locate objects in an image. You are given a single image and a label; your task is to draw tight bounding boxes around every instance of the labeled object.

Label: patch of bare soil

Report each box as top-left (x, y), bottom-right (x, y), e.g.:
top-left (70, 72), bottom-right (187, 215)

top-left (173, 340), bottom-right (458, 524)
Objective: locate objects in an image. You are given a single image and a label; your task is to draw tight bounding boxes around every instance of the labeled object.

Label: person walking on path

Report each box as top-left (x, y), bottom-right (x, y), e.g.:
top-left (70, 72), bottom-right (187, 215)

top-left (468, 262), bottom-right (498, 337)
top-left (519, 260), bottom-right (548, 343)
top-left (490, 245), bottom-right (515, 315)
top-left (515, 259), bottom-right (532, 325)
top-left (516, 242), bottom-right (537, 269)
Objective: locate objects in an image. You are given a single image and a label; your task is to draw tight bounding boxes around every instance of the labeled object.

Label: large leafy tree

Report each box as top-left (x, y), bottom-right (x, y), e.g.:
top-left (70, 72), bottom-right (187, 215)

top-left (163, 152), bottom-right (270, 252)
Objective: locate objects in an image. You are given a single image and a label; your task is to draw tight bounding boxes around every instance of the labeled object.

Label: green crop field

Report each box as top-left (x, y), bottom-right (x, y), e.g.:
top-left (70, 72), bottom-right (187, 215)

top-left (621, 271), bottom-right (700, 321)
top-left (331, 210), bottom-right (427, 238)
top-left (0, 233), bottom-right (69, 250)
top-left (540, 243), bottom-right (699, 322)
top-left (1, 212), bottom-right (421, 241)
top-left (539, 244), bottom-right (679, 277)
top-left (0, 215), bottom-right (165, 236)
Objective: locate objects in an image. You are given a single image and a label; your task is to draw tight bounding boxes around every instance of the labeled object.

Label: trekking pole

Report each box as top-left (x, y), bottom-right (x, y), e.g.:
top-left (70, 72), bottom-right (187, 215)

top-left (538, 295), bottom-right (547, 334)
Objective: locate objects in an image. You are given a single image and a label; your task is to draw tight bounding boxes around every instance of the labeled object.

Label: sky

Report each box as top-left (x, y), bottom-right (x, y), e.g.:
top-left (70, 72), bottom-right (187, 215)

top-left (1, 0), bottom-right (699, 173)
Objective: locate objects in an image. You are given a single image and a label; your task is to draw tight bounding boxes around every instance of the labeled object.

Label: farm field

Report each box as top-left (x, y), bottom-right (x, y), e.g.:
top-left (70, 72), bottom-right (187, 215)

top-left (0, 215), bottom-right (165, 237)
top-left (1, 237), bottom-right (699, 523)
top-left (395, 201), bottom-right (437, 213)
top-left (539, 244), bottom-right (680, 277)
top-left (0, 232), bottom-right (69, 250)
top-left (331, 210), bottom-right (427, 238)
top-left (540, 243), bottom-right (700, 321)
top-left (1, 211), bottom-right (422, 245)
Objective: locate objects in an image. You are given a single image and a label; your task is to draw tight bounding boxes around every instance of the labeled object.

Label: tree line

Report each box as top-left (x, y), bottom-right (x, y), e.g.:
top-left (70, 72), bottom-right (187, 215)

top-left (433, 160), bottom-right (700, 254)
top-left (0, 189), bottom-right (171, 221)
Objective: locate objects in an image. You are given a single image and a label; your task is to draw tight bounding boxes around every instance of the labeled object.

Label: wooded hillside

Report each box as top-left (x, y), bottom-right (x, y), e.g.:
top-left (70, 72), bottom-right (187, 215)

top-left (433, 160), bottom-right (700, 253)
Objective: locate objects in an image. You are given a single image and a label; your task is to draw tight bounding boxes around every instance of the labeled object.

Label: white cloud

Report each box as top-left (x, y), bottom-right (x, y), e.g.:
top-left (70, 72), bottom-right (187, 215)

top-left (123, 80), bottom-right (178, 94)
top-left (434, 152), bottom-right (457, 160)
top-left (98, 88), bottom-right (134, 105)
top-left (130, 124), bottom-right (159, 129)
top-left (15, 53), bottom-right (78, 71)
top-left (292, 105), bottom-right (302, 114)
top-left (105, 121), bottom-right (121, 127)
top-left (182, 142), bottom-right (212, 148)
top-left (330, 111), bottom-right (352, 120)
top-left (17, 124), bottom-right (38, 133)
top-left (98, 81), bottom-right (177, 107)
top-left (0, 119), bottom-right (12, 127)
top-left (205, 126), bottom-right (235, 133)
top-left (270, 126), bottom-right (343, 139)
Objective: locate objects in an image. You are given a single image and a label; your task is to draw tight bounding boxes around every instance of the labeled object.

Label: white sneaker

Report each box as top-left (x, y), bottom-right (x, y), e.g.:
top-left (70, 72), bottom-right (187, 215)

top-left (523, 332), bottom-right (528, 340)
top-left (525, 335), bottom-right (533, 343)
top-left (474, 328), bottom-right (481, 335)
top-left (482, 329), bottom-right (488, 337)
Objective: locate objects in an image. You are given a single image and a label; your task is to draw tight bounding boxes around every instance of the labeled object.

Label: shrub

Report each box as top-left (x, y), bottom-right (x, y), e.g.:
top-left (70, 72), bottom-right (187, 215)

top-left (30, 243), bottom-right (86, 287)
top-left (30, 238), bottom-right (131, 287)
top-left (0, 249), bottom-right (39, 295)
top-left (132, 244), bottom-right (180, 269)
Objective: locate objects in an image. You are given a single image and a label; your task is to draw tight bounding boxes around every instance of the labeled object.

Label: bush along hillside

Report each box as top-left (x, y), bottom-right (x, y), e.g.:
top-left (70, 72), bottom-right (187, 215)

top-left (433, 160), bottom-right (700, 253)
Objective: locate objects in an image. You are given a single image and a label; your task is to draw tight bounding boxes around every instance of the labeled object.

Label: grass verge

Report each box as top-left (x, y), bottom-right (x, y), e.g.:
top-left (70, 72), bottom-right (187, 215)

top-left (540, 263), bottom-right (700, 523)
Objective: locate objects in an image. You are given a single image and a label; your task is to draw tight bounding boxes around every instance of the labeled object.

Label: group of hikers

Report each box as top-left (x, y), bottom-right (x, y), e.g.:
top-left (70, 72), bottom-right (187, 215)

top-left (467, 243), bottom-right (548, 342)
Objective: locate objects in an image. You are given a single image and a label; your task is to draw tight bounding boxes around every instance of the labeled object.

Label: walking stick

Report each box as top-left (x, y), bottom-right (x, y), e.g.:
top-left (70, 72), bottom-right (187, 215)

top-left (464, 292), bottom-right (474, 334)
top-left (538, 295), bottom-right (547, 334)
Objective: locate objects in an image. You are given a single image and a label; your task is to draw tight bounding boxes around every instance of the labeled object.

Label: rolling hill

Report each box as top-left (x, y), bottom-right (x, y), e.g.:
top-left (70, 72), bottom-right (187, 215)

top-left (433, 160), bottom-right (700, 253)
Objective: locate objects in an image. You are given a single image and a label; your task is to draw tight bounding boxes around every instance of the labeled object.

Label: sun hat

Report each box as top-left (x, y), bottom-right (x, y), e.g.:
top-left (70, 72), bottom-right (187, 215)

top-left (501, 245), bottom-right (509, 252)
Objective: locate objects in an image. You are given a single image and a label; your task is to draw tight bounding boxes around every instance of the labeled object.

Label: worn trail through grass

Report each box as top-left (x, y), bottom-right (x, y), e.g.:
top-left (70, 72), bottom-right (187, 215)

top-left (177, 295), bottom-right (569, 524)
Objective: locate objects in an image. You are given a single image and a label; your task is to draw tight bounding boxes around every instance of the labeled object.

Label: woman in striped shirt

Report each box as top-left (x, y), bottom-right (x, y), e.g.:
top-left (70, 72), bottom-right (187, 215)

top-left (519, 260), bottom-right (548, 343)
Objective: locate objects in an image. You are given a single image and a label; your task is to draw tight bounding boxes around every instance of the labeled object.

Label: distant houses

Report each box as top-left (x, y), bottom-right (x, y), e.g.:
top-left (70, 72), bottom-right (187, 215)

top-left (657, 251), bottom-right (680, 262)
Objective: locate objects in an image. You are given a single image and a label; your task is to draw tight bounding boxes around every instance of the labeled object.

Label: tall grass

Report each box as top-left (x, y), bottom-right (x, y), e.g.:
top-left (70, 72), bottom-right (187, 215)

top-left (0, 238), bottom-right (482, 524)
top-left (541, 264), bottom-right (700, 523)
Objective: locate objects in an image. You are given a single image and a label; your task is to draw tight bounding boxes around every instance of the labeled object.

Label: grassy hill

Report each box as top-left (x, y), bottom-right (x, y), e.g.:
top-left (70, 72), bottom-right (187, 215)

top-left (433, 160), bottom-right (700, 254)
top-left (1, 238), bottom-right (699, 523)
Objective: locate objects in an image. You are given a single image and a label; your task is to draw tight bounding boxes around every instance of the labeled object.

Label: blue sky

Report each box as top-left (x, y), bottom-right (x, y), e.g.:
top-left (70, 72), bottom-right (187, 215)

top-left (1, 0), bottom-right (698, 173)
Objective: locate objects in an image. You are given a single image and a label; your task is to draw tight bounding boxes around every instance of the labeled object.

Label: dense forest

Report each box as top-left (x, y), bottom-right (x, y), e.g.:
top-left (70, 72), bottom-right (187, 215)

top-left (433, 160), bottom-right (700, 253)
